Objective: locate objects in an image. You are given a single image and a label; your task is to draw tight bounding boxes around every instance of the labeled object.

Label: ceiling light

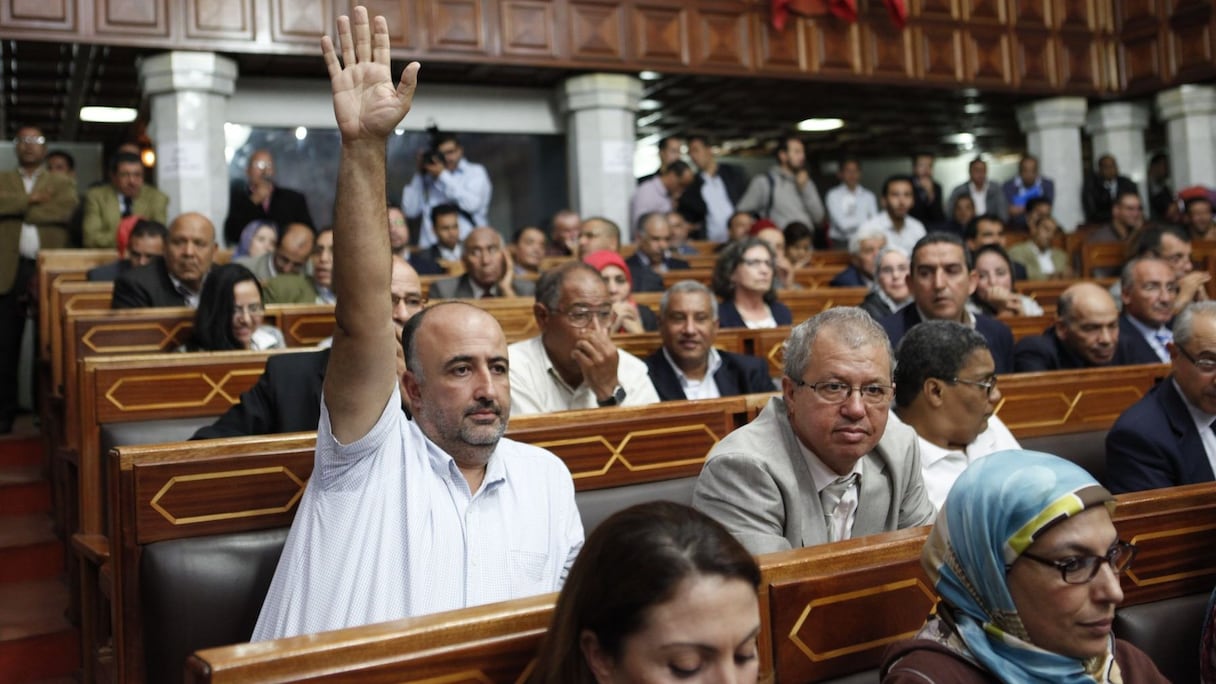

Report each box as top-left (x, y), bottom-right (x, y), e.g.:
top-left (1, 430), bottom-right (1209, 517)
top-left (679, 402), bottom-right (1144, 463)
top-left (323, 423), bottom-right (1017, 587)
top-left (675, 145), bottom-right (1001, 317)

top-left (638, 99), bottom-right (662, 111)
top-left (79, 106), bottom-right (137, 123)
top-left (944, 132), bottom-right (975, 144)
top-left (639, 71), bottom-right (662, 81)
top-left (295, 126), bottom-right (308, 141)
top-left (797, 118), bottom-right (844, 132)
top-left (140, 148), bottom-right (156, 167)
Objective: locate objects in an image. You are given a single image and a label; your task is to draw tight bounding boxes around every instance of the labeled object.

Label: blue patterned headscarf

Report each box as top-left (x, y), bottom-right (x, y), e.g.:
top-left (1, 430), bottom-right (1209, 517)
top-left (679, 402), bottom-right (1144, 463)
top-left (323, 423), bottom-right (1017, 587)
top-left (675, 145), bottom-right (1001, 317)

top-left (921, 450), bottom-right (1118, 683)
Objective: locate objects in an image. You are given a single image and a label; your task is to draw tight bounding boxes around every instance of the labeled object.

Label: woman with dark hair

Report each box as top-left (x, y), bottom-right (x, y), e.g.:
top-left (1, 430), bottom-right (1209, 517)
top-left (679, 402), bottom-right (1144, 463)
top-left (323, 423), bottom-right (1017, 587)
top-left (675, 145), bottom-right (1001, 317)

top-left (882, 451), bottom-right (1167, 683)
top-left (583, 250), bottom-right (658, 333)
top-left (968, 243), bottom-right (1044, 319)
top-left (712, 237), bottom-right (792, 329)
top-left (183, 263), bottom-right (285, 351)
top-left (529, 501), bottom-right (762, 684)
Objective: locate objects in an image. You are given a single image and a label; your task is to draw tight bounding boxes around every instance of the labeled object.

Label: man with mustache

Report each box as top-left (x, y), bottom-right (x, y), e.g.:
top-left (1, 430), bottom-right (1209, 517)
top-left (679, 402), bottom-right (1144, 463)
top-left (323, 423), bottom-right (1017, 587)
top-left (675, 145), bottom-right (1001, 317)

top-left (692, 307), bottom-right (934, 554)
top-left (1107, 302), bottom-right (1216, 493)
top-left (252, 8), bottom-right (582, 641)
top-left (889, 320), bottom-right (1019, 510)
top-left (643, 280), bottom-right (773, 401)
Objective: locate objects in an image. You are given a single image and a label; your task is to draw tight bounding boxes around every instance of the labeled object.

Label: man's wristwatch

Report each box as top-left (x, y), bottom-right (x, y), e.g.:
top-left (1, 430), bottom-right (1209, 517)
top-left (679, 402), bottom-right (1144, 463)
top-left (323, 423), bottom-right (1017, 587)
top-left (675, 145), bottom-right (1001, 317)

top-left (597, 385), bottom-right (626, 407)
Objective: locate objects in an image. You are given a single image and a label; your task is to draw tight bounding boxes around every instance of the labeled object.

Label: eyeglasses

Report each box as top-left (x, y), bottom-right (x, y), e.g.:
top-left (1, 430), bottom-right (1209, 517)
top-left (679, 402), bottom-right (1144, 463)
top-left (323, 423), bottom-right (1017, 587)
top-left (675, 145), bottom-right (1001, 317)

top-left (14, 135), bottom-right (45, 145)
top-left (553, 306), bottom-right (613, 328)
top-left (741, 258), bottom-right (773, 269)
top-left (947, 375), bottom-right (999, 396)
top-left (1175, 344), bottom-right (1216, 373)
top-left (1015, 540), bottom-right (1137, 585)
top-left (392, 294), bottom-right (427, 313)
top-left (1138, 281), bottom-right (1180, 295)
top-left (790, 379), bottom-right (894, 405)
top-left (232, 303), bottom-right (265, 318)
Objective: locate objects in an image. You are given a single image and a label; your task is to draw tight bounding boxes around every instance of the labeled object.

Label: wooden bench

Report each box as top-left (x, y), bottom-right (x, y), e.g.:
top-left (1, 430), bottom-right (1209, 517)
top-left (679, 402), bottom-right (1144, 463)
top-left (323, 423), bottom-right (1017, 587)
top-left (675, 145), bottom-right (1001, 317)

top-left (102, 396), bottom-right (754, 682)
top-left (177, 482), bottom-right (1216, 683)
top-left (36, 248), bottom-right (118, 361)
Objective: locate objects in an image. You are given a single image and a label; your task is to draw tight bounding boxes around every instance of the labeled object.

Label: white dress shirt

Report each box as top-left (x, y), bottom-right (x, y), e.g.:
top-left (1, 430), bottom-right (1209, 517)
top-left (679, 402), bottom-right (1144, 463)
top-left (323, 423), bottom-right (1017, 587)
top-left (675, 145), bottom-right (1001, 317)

top-left (826, 183), bottom-right (879, 243)
top-left (1177, 379), bottom-right (1216, 477)
top-left (859, 211), bottom-right (927, 255)
top-left (892, 412), bottom-right (1020, 510)
top-left (252, 384), bottom-right (583, 641)
top-left (796, 439), bottom-right (866, 541)
top-left (402, 158), bottom-right (492, 249)
top-left (661, 347), bottom-right (724, 401)
top-left (508, 335), bottom-right (661, 415)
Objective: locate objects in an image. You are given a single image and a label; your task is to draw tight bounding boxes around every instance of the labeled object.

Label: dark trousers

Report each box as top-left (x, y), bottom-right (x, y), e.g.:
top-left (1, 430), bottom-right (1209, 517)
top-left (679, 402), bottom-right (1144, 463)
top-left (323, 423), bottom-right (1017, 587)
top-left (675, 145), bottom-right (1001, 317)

top-left (0, 257), bottom-right (35, 420)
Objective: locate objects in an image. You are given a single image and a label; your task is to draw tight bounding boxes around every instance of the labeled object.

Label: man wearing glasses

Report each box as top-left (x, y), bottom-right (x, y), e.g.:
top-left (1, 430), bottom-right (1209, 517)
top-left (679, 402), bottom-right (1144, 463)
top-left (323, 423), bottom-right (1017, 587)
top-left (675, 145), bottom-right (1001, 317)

top-left (223, 149), bottom-right (315, 245)
top-left (508, 261), bottom-right (660, 415)
top-left (0, 125), bottom-right (78, 433)
top-left (1107, 302), bottom-right (1216, 493)
top-left (1118, 255), bottom-right (1180, 364)
top-left (693, 307), bottom-right (934, 555)
top-left (888, 320), bottom-right (1019, 510)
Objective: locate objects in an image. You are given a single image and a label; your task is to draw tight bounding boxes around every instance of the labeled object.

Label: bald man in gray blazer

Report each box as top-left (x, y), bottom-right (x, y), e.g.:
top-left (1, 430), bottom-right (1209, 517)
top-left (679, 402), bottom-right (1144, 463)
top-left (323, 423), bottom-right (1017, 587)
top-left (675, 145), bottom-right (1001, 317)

top-left (692, 307), bottom-right (934, 555)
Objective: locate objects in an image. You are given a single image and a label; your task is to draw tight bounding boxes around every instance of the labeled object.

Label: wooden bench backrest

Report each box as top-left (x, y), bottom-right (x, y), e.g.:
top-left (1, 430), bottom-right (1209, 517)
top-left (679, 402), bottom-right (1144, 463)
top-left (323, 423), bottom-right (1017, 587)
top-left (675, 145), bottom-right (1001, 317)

top-left (1016, 277), bottom-right (1116, 310)
top-left (50, 279), bottom-right (114, 396)
top-left (179, 482), bottom-right (1216, 683)
top-left (994, 362), bottom-right (1166, 438)
top-left (1081, 241), bottom-right (1127, 277)
top-left (37, 249), bottom-right (118, 361)
top-left (779, 287), bottom-right (868, 323)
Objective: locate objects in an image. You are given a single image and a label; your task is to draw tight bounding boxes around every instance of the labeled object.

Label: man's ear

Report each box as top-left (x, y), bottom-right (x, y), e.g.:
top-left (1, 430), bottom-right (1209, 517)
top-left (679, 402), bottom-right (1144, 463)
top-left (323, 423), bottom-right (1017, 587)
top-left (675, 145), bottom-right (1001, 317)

top-left (534, 301), bottom-right (549, 328)
top-left (924, 378), bottom-right (946, 408)
top-left (966, 269), bottom-right (978, 296)
top-left (402, 368), bottom-right (423, 407)
top-left (579, 630), bottom-right (615, 684)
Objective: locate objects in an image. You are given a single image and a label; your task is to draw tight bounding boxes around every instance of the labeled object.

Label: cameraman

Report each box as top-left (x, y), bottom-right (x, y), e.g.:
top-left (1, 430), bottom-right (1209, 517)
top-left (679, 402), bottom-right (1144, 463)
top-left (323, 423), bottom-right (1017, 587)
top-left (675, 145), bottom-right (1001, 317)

top-left (401, 132), bottom-right (492, 249)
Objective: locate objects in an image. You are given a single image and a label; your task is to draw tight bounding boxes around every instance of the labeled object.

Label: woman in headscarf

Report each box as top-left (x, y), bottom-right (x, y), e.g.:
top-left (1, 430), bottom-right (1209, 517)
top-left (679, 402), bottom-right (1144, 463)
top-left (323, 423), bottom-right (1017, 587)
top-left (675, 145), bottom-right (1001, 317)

top-left (583, 249), bottom-right (657, 334)
top-left (882, 450), bottom-right (1168, 683)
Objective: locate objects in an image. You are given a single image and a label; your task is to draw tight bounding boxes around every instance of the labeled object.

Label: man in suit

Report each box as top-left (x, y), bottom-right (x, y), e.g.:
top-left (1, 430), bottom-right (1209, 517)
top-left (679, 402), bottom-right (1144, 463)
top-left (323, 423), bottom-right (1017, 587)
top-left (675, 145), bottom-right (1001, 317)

top-left (193, 257), bottom-right (424, 439)
top-left (828, 226), bottom-right (886, 288)
top-left (111, 212), bottom-right (217, 309)
top-left (947, 157), bottom-right (1007, 222)
top-left (909, 152), bottom-right (945, 230)
top-left (1107, 302), bottom-right (1216, 493)
top-left (891, 320), bottom-right (1019, 509)
top-left (422, 203), bottom-right (463, 265)
top-left (1083, 154), bottom-right (1140, 224)
top-left (1119, 255), bottom-right (1179, 364)
top-left (625, 212), bottom-right (689, 293)
top-left (1002, 155), bottom-right (1054, 231)
top-left (87, 219), bottom-right (166, 282)
top-left (238, 222), bottom-right (315, 283)
top-left (223, 149), bottom-right (315, 244)
top-left (264, 228), bottom-right (334, 304)
top-left (644, 281), bottom-right (773, 401)
top-left (679, 135), bottom-right (749, 242)
top-left (0, 124), bottom-right (78, 433)
top-left (692, 307), bottom-right (935, 555)
top-left (82, 152), bottom-right (169, 248)
top-left (880, 232), bottom-right (1015, 373)
top-left (387, 203), bottom-right (442, 275)
top-left (428, 227), bottom-right (535, 299)
top-left (576, 216), bottom-right (621, 259)
top-left (1014, 282), bottom-right (1125, 372)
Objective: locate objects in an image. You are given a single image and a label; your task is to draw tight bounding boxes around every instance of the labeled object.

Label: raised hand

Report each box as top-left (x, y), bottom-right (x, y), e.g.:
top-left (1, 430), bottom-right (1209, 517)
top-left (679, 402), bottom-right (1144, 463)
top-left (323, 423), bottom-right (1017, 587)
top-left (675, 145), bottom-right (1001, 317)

top-left (321, 7), bottom-right (420, 142)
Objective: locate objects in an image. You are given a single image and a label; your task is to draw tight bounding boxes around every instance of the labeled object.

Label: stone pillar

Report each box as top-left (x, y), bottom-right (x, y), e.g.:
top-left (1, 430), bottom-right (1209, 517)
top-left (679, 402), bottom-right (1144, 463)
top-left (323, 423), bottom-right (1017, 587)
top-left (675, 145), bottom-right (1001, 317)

top-left (1085, 102), bottom-right (1151, 211)
top-left (559, 73), bottom-right (642, 242)
top-left (139, 52), bottom-right (237, 243)
top-left (1156, 84), bottom-right (1216, 190)
top-left (1016, 97), bottom-right (1087, 231)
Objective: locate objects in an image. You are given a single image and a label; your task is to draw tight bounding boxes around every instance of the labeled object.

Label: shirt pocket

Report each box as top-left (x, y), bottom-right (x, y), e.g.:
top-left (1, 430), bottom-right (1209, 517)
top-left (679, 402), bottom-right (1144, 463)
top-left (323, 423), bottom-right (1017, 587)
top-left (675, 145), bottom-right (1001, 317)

top-left (508, 549), bottom-right (551, 595)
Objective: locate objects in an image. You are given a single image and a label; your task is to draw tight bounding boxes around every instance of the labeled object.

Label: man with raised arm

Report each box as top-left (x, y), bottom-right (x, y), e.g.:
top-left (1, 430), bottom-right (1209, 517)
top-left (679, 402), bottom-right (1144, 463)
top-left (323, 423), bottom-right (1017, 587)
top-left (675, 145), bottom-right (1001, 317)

top-left (252, 9), bottom-right (582, 640)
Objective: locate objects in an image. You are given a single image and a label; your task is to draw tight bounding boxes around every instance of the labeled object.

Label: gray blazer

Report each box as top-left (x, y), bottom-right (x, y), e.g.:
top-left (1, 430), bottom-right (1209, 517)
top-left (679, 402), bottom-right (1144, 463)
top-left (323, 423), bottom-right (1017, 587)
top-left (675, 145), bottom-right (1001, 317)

top-left (692, 396), bottom-right (935, 555)
top-left (947, 181), bottom-right (1008, 222)
top-left (428, 273), bottom-right (535, 299)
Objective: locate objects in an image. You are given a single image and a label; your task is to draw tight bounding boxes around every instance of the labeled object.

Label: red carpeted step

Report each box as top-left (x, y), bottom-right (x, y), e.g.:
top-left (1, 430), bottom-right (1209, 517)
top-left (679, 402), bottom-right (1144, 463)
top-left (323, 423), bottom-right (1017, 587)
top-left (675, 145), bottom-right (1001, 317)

top-left (0, 464), bottom-right (52, 516)
top-left (0, 515), bottom-right (63, 585)
top-left (0, 436), bottom-right (43, 469)
top-left (0, 578), bottom-right (78, 682)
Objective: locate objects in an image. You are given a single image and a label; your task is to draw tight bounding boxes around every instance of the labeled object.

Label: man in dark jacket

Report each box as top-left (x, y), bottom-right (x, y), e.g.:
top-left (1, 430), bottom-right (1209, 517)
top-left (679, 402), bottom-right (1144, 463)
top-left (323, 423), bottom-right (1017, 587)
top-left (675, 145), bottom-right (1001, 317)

top-left (645, 281), bottom-right (773, 401)
top-left (111, 212), bottom-right (216, 309)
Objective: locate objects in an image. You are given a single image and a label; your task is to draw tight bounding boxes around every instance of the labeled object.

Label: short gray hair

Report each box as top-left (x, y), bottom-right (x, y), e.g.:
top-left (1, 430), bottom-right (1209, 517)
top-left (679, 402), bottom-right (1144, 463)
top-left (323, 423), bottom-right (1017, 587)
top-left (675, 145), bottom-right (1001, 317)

top-left (873, 245), bottom-right (908, 276)
top-left (848, 226), bottom-right (887, 256)
top-left (1121, 255), bottom-right (1170, 292)
top-left (1173, 301), bottom-right (1216, 348)
top-left (783, 307), bottom-right (892, 380)
top-left (660, 280), bottom-right (718, 321)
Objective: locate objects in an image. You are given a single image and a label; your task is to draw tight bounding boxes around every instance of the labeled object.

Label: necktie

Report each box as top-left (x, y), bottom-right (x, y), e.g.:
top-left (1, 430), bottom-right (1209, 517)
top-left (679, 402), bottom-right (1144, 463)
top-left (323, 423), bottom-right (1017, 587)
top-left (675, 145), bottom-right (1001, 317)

top-left (120, 195), bottom-right (132, 217)
top-left (820, 473), bottom-right (859, 543)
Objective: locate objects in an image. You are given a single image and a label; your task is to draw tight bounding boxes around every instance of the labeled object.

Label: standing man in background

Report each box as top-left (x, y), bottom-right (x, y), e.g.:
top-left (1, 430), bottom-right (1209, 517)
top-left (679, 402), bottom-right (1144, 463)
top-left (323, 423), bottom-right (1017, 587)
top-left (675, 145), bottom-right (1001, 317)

top-left (402, 133), bottom-right (491, 249)
top-left (0, 125), bottom-right (79, 433)
top-left (224, 149), bottom-right (315, 244)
